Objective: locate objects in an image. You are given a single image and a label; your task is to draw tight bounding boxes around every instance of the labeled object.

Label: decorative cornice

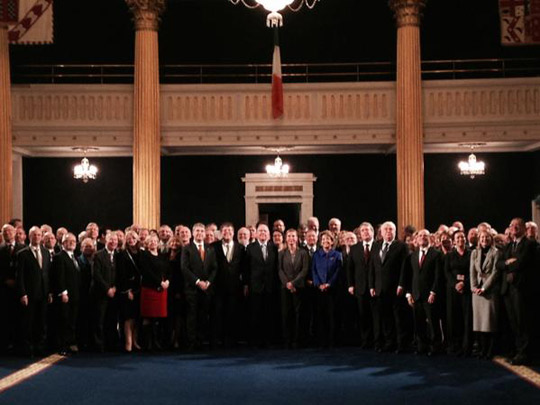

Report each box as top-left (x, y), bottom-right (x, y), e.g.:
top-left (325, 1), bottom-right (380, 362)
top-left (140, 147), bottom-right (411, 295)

top-left (389, 0), bottom-right (426, 28)
top-left (125, 0), bottom-right (166, 31)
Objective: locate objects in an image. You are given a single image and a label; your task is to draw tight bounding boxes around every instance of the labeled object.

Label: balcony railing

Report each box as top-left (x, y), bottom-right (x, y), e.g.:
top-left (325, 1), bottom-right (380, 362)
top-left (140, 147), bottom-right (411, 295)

top-left (11, 58), bottom-right (540, 85)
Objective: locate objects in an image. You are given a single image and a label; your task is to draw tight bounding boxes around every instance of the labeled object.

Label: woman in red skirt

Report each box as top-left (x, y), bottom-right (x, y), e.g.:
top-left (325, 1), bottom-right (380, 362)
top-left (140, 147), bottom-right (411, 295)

top-left (140, 234), bottom-right (170, 350)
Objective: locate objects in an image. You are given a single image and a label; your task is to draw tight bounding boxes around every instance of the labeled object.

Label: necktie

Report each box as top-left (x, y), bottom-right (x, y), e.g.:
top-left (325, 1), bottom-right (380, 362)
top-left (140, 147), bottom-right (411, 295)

top-left (511, 241), bottom-right (517, 254)
top-left (419, 249), bottom-right (427, 267)
top-left (35, 247), bottom-right (43, 269)
top-left (109, 252), bottom-right (114, 264)
top-left (364, 243), bottom-right (370, 263)
top-left (225, 243), bottom-right (231, 263)
top-left (309, 247), bottom-right (315, 257)
top-left (381, 242), bottom-right (389, 262)
top-left (72, 254), bottom-right (80, 271)
top-left (261, 244), bottom-right (267, 261)
top-left (198, 244), bottom-right (205, 261)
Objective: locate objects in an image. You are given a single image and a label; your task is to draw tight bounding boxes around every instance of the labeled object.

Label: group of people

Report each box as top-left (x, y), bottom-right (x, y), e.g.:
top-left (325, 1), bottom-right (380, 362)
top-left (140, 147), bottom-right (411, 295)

top-left (0, 216), bottom-right (539, 366)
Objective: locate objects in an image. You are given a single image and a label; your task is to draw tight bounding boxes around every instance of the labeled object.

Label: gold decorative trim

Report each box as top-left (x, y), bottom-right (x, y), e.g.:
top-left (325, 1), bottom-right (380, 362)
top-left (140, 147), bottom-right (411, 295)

top-left (0, 354), bottom-right (66, 394)
top-left (125, 0), bottom-right (166, 31)
top-left (389, 0), bottom-right (426, 28)
top-left (493, 356), bottom-right (540, 389)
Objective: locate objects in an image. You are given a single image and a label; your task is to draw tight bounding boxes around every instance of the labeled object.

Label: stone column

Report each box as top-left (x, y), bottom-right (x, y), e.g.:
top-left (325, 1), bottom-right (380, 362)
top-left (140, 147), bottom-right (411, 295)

top-left (0, 24), bottom-right (13, 225)
top-left (126, 0), bottom-right (165, 229)
top-left (390, 0), bottom-right (426, 235)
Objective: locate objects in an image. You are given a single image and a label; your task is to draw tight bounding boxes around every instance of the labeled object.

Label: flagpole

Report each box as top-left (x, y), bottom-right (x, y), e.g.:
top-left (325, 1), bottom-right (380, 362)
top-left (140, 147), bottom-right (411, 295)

top-left (271, 25), bottom-right (284, 119)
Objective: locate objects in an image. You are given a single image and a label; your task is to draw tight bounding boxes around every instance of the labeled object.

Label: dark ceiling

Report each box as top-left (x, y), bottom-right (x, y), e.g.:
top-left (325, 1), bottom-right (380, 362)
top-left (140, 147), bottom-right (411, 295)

top-left (9, 0), bottom-right (540, 67)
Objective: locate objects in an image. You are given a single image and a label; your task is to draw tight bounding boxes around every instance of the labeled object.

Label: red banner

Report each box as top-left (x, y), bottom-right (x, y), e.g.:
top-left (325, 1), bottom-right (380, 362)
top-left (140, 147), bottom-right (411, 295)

top-left (500, 0), bottom-right (540, 45)
top-left (0, 0), bottom-right (18, 23)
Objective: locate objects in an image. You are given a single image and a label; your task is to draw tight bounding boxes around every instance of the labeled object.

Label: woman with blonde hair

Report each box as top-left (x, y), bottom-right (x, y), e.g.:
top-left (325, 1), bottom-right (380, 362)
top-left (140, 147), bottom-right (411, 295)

top-left (139, 234), bottom-right (170, 350)
top-left (470, 230), bottom-right (500, 359)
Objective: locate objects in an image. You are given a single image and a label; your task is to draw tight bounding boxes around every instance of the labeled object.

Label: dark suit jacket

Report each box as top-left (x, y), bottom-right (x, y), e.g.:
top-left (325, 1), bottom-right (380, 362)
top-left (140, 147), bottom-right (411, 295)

top-left (444, 248), bottom-right (471, 291)
top-left (278, 248), bottom-right (309, 289)
top-left (0, 242), bottom-right (25, 285)
top-left (213, 241), bottom-right (245, 295)
top-left (91, 249), bottom-right (117, 297)
top-left (497, 237), bottom-right (536, 294)
top-left (347, 242), bottom-right (373, 296)
top-left (50, 250), bottom-right (81, 302)
top-left (369, 240), bottom-right (408, 295)
top-left (181, 242), bottom-right (218, 293)
top-left (406, 247), bottom-right (442, 302)
top-left (16, 245), bottom-right (51, 301)
top-left (244, 241), bottom-right (278, 294)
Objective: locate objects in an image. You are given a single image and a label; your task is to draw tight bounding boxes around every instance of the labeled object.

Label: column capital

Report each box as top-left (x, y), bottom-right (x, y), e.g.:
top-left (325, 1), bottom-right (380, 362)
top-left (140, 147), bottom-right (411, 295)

top-left (126, 0), bottom-right (166, 31)
top-left (389, 0), bottom-right (426, 28)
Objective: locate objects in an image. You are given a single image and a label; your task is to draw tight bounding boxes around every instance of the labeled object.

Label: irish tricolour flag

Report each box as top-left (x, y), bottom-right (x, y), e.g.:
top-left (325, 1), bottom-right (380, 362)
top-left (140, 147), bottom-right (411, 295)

top-left (271, 27), bottom-right (284, 119)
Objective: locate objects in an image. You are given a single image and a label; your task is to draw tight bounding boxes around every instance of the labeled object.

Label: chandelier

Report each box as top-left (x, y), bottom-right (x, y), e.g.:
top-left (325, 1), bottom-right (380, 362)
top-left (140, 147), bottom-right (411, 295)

top-left (73, 148), bottom-right (98, 183)
top-left (458, 144), bottom-right (485, 179)
top-left (229, 0), bottom-right (320, 26)
top-left (266, 154), bottom-right (290, 177)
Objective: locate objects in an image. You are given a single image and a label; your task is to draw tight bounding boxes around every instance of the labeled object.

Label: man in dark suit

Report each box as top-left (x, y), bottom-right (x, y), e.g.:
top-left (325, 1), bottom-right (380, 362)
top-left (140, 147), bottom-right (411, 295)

top-left (51, 233), bottom-right (81, 355)
top-left (243, 222), bottom-right (279, 347)
top-left (90, 232), bottom-right (119, 352)
top-left (181, 222), bottom-right (218, 350)
top-left (348, 222), bottom-right (375, 349)
top-left (497, 218), bottom-right (536, 365)
top-left (369, 221), bottom-right (409, 353)
top-left (303, 228), bottom-right (319, 344)
top-left (77, 237), bottom-right (95, 351)
top-left (86, 222), bottom-right (105, 251)
top-left (404, 229), bottom-right (442, 356)
top-left (213, 222), bottom-right (245, 347)
top-left (16, 226), bottom-right (52, 357)
top-left (0, 223), bottom-right (26, 353)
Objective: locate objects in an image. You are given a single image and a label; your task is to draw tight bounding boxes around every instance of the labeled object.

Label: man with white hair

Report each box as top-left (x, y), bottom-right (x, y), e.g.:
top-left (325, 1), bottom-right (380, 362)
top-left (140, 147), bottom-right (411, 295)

top-left (328, 218), bottom-right (342, 236)
top-left (237, 227), bottom-right (251, 248)
top-left (307, 217), bottom-right (320, 234)
top-left (525, 221), bottom-right (538, 243)
top-left (369, 221), bottom-right (410, 353)
top-left (16, 226), bottom-right (52, 357)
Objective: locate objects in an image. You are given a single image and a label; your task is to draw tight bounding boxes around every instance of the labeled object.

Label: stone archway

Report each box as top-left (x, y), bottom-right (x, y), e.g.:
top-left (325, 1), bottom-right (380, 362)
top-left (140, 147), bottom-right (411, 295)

top-left (242, 173), bottom-right (317, 227)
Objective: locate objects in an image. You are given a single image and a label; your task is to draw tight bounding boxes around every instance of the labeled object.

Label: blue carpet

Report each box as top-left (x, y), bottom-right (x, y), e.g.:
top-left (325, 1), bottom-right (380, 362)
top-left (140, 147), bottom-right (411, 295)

top-left (1, 349), bottom-right (539, 404)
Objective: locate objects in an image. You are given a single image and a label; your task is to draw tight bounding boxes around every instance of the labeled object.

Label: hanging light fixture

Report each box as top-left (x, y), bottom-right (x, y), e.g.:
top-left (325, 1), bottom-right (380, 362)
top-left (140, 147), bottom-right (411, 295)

top-left (229, 0), bottom-right (320, 26)
top-left (266, 154), bottom-right (290, 177)
top-left (458, 143), bottom-right (485, 179)
top-left (73, 147), bottom-right (98, 183)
